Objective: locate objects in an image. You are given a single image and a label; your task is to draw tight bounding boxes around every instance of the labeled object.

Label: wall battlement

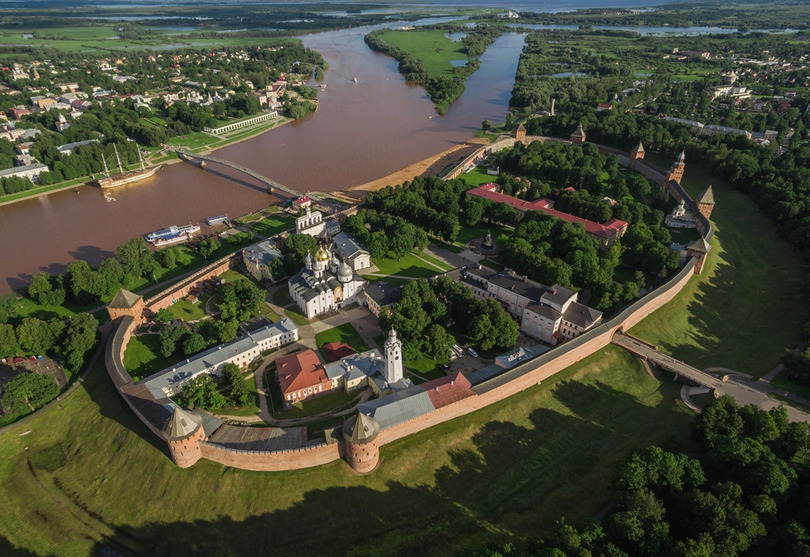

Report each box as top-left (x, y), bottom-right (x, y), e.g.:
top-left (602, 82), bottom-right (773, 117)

top-left (104, 136), bottom-right (714, 472)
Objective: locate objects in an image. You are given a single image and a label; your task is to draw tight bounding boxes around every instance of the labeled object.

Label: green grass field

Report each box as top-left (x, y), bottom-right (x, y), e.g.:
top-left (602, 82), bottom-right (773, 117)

top-left (458, 167), bottom-right (499, 187)
top-left (378, 29), bottom-right (467, 77)
top-left (315, 323), bottom-right (370, 360)
top-left (165, 298), bottom-right (207, 322)
top-left (368, 251), bottom-right (447, 278)
top-left (630, 155), bottom-right (806, 377)
top-left (0, 345), bottom-right (694, 556)
top-left (249, 214), bottom-right (295, 238)
top-left (122, 334), bottom-right (186, 381)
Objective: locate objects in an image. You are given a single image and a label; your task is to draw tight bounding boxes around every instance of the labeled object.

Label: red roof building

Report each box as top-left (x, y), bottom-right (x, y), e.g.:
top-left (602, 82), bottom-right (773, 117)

top-left (292, 195), bottom-right (312, 210)
top-left (276, 349), bottom-right (332, 406)
top-left (467, 183), bottom-right (628, 247)
top-left (419, 372), bottom-right (475, 409)
top-left (322, 342), bottom-right (356, 362)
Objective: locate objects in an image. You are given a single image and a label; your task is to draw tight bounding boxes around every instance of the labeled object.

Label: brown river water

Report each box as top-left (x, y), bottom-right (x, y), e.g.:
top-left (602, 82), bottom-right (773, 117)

top-left (0, 24), bottom-right (525, 294)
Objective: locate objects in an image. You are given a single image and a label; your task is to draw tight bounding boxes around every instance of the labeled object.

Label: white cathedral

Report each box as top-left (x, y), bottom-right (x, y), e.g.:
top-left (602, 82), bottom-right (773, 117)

top-left (288, 245), bottom-right (366, 318)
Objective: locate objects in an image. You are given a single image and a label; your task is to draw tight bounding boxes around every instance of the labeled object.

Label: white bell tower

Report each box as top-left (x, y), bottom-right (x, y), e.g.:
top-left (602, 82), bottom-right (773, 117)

top-left (383, 328), bottom-right (403, 384)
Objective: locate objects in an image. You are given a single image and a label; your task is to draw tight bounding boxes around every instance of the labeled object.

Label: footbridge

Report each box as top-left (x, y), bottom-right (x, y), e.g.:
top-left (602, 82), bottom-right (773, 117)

top-left (175, 149), bottom-right (301, 198)
top-left (612, 332), bottom-right (724, 390)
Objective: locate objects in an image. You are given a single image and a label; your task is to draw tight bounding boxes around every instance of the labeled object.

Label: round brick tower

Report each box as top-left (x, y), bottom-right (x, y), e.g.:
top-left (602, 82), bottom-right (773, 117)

top-left (343, 411), bottom-right (380, 474)
top-left (163, 406), bottom-right (205, 468)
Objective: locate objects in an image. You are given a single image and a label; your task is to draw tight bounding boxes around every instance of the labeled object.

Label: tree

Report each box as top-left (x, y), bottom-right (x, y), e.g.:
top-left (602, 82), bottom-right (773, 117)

top-left (222, 362), bottom-right (250, 405)
top-left (423, 324), bottom-right (455, 361)
top-left (482, 119), bottom-right (492, 131)
top-left (0, 323), bottom-right (19, 357)
top-left (1, 372), bottom-right (59, 418)
top-left (182, 375), bottom-right (226, 411)
top-left (198, 237), bottom-right (221, 259)
top-left (27, 272), bottom-right (52, 300)
top-left (183, 333), bottom-right (207, 356)
top-left (154, 308), bottom-right (174, 324)
top-left (216, 318), bottom-right (239, 343)
top-left (159, 324), bottom-right (186, 358)
top-left (16, 317), bottom-right (57, 354)
top-left (116, 237), bottom-right (156, 279)
top-left (62, 313), bottom-right (98, 374)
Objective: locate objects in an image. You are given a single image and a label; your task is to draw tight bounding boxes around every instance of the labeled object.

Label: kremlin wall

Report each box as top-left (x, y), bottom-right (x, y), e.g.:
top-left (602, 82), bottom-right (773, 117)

top-left (105, 133), bottom-right (714, 474)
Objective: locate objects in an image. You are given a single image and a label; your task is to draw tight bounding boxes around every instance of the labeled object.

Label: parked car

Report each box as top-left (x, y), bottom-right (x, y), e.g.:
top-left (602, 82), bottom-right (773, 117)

top-left (467, 347), bottom-right (479, 358)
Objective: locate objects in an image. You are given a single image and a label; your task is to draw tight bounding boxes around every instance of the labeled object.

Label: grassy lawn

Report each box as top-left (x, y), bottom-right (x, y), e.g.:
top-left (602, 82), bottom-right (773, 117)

top-left (456, 221), bottom-right (514, 245)
top-left (0, 345), bottom-right (694, 556)
top-left (630, 156), bottom-right (806, 377)
top-left (378, 29), bottom-right (467, 76)
top-left (272, 288), bottom-right (292, 307)
top-left (249, 214), bottom-right (295, 238)
top-left (368, 251), bottom-right (447, 279)
top-left (166, 298), bottom-right (207, 322)
top-left (272, 388), bottom-right (362, 420)
top-left (404, 352), bottom-right (446, 381)
top-left (315, 323), bottom-right (370, 360)
top-left (217, 370), bottom-right (261, 418)
top-left (459, 167), bottom-right (499, 187)
top-left (283, 308), bottom-right (309, 326)
top-left (122, 334), bottom-right (186, 381)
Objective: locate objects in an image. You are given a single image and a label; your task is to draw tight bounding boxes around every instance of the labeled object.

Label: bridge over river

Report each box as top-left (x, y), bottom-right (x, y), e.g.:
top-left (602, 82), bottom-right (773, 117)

top-left (176, 150), bottom-right (302, 199)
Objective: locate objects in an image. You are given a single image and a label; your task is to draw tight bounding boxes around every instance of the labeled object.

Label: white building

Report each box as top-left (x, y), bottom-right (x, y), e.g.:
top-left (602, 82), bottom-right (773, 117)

top-left (242, 240), bottom-right (283, 282)
top-left (288, 246), bottom-right (365, 318)
top-left (0, 162), bottom-right (49, 184)
top-left (457, 266), bottom-right (602, 346)
top-left (142, 319), bottom-right (299, 397)
top-left (295, 206), bottom-right (325, 237)
top-left (332, 232), bottom-right (371, 271)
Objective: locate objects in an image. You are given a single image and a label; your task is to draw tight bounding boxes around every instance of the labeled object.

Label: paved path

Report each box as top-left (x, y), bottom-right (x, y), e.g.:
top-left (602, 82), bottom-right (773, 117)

top-left (613, 332), bottom-right (810, 423)
top-left (613, 333), bottom-right (723, 390)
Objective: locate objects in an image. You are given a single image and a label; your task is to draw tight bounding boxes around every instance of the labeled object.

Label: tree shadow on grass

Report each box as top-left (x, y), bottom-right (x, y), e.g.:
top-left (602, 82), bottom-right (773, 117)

top-left (83, 378), bottom-right (692, 557)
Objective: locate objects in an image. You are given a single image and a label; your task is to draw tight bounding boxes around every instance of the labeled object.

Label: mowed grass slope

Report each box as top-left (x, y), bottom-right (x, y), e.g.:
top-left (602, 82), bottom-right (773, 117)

top-left (0, 347), bottom-right (693, 556)
top-left (378, 29), bottom-right (467, 76)
top-left (630, 156), bottom-right (806, 376)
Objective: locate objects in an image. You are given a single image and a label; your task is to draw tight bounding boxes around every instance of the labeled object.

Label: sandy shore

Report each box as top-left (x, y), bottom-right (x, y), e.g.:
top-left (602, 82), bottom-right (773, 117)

top-left (347, 138), bottom-right (489, 198)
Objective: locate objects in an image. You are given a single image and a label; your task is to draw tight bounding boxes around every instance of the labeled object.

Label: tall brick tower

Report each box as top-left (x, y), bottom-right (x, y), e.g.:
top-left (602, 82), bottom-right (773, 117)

top-left (107, 289), bottom-right (145, 326)
top-left (515, 123), bottom-right (526, 144)
top-left (666, 151), bottom-right (686, 184)
top-left (695, 185), bottom-right (715, 218)
top-left (163, 406), bottom-right (205, 468)
top-left (343, 411), bottom-right (380, 474)
top-left (686, 237), bottom-right (712, 275)
top-left (570, 123), bottom-right (586, 144)
top-left (629, 141), bottom-right (645, 167)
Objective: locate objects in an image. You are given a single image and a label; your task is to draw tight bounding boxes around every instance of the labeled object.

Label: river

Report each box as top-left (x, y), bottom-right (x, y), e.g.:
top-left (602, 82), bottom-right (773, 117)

top-left (0, 21), bottom-right (524, 294)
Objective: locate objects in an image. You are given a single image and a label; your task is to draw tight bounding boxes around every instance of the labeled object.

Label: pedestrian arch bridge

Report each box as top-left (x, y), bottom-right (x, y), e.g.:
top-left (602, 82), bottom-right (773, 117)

top-left (175, 149), bottom-right (301, 199)
top-left (612, 332), bottom-right (724, 390)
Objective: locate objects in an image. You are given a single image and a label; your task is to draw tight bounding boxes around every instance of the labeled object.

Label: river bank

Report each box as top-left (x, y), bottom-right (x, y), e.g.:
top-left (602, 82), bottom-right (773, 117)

top-left (349, 138), bottom-right (488, 195)
top-left (0, 113), bottom-right (297, 209)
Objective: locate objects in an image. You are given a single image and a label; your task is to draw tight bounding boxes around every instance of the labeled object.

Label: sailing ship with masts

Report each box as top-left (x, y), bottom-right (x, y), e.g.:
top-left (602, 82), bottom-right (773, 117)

top-left (96, 143), bottom-right (162, 189)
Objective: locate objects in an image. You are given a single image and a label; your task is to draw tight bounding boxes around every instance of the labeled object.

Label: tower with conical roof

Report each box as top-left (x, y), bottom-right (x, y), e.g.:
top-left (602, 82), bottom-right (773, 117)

top-left (570, 123), bottom-right (586, 144)
top-left (163, 406), bottom-right (205, 468)
top-left (666, 151), bottom-right (686, 184)
top-left (383, 328), bottom-right (403, 384)
top-left (629, 141), bottom-right (645, 167)
top-left (342, 411), bottom-right (380, 473)
top-left (515, 123), bottom-right (526, 144)
top-left (686, 237), bottom-right (711, 275)
top-left (107, 288), bottom-right (145, 325)
top-left (695, 185), bottom-right (715, 219)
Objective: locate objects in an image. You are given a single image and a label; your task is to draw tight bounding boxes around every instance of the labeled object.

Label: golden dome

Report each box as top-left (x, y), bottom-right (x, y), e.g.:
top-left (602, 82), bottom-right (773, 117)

top-left (315, 247), bottom-right (330, 262)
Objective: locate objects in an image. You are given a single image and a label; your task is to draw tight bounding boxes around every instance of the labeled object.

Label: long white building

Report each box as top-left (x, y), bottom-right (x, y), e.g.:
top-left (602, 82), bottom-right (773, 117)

top-left (142, 319), bottom-right (299, 397)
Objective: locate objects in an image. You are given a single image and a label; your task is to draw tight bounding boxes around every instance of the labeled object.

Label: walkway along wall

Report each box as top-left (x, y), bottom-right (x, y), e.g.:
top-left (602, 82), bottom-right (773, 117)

top-left (104, 137), bottom-right (714, 471)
